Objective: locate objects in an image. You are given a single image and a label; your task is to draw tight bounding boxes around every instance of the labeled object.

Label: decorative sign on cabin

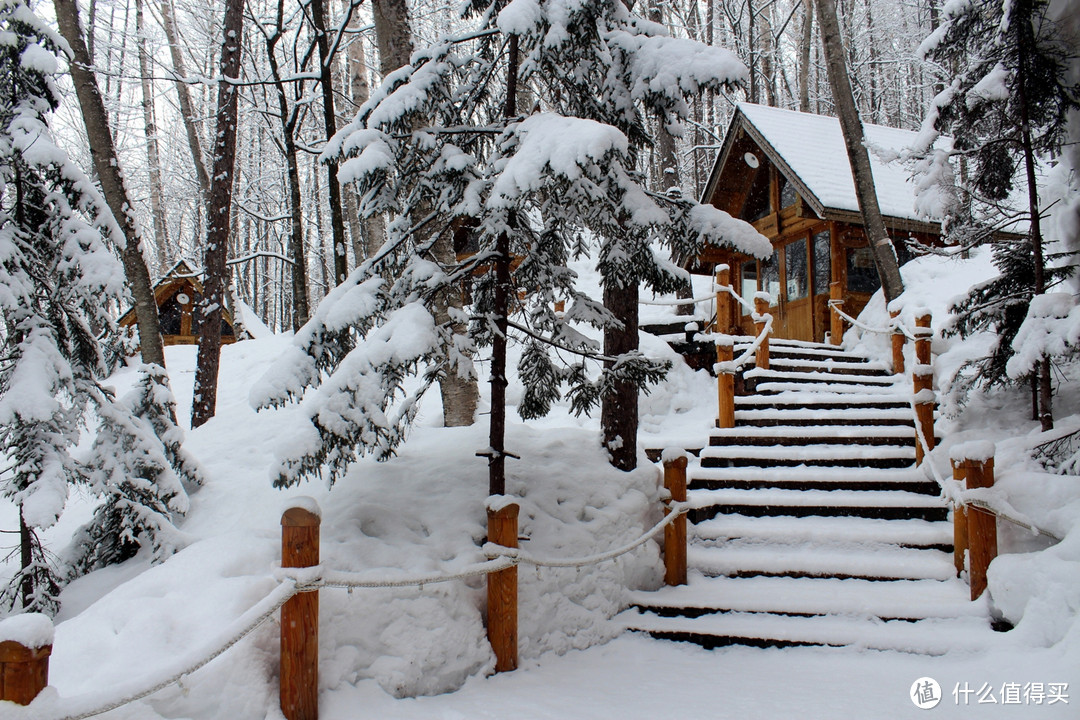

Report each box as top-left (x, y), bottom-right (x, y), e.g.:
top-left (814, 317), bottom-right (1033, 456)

top-left (117, 259), bottom-right (243, 351)
top-left (698, 103), bottom-right (945, 344)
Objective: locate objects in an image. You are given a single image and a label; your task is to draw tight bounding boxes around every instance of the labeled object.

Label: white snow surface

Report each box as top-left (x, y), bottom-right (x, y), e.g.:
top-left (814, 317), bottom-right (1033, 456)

top-left (0, 612), bottom-right (54, 648)
top-left (0, 253), bottom-right (1077, 718)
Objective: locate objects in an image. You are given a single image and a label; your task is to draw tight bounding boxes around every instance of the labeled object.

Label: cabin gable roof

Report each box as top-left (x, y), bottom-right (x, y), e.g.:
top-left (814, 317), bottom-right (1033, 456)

top-left (703, 103), bottom-right (943, 234)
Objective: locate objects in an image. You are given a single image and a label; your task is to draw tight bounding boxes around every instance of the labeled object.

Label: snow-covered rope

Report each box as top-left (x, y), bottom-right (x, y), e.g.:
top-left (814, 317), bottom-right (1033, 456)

top-left (909, 397), bottom-right (1062, 541)
top-left (639, 294), bottom-right (715, 307)
top-left (23, 505), bottom-right (688, 719)
top-left (31, 581), bottom-right (299, 720)
top-left (485, 502), bottom-right (689, 568)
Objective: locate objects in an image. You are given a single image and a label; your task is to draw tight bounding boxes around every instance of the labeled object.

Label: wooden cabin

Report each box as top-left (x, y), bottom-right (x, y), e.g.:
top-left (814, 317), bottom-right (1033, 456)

top-left (118, 259), bottom-right (239, 348)
top-left (699, 103), bottom-right (942, 344)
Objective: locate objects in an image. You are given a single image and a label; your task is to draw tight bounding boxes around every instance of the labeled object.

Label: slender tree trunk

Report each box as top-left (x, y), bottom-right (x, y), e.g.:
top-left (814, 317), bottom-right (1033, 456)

top-left (1015, 11), bottom-right (1053, 432)
top-left (160, 0), bottom-right (211, 200)
top-left (53, 0), bottom-right (167, 369)
top-left (192, 0), bottom-right (245, 428)
top-left (798, 0), bottom-right (813, 112)
top-left (347, 15), bottom-right (385, 259)
top-left (815, 0), bottom-right (904, 303)
top-left (310, 0), bottom-right (350, 285)
top-left (602, 282), bottom-right (640, 471)
top-left (19, 507), bottom-right (31, 609)
top-left (373, 0), bottom-right (477, 426)
top-left (135, 0), bottom-right (170, 271)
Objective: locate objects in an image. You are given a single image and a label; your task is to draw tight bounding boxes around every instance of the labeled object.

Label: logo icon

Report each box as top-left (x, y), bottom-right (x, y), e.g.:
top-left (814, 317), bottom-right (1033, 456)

top-left (912, 677), bottom-right (942, 709)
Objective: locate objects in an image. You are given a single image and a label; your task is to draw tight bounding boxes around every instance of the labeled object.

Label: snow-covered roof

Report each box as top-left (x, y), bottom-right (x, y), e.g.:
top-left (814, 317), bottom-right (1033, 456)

top-left (706, 103), bottom-right (938, 228)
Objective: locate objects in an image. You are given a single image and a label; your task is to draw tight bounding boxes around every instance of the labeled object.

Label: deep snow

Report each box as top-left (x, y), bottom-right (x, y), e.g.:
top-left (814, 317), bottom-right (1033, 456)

top-left (0, 250), bottom-right (1078, 719)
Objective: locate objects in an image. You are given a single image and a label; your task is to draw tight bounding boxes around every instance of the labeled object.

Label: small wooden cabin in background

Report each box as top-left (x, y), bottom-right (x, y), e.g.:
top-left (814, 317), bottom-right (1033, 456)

top-left (699, 103), bottom-right (942, 344)
top-left (118, 259), bottom-right (240, 348)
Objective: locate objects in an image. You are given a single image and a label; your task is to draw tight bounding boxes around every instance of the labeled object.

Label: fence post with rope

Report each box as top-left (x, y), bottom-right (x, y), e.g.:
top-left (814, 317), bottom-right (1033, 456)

top-left (281, 500), bottom-right (321, 720)
top-left (889, 305), bottom-right (905, 374)
top-left (662, 452), bottom-right (689, 586)
top-left (950, 459), bottom-right (969, 579)
top-left (829, 281), bottom-right (845, 345)
top-left (0, 613), bottom-right (52, 706)
top-left (913, 311), bottom-right (935, 465)
top-left (950, 445), bottom-right (998, 601)
top-left (716, 335), bottom-right (735, 429)
top-left (754, 295), bottom-right (770, 370)
top-left (486, 498), bottom-right (519, 673)
top-left (714, 264), bottom-right (731, 334)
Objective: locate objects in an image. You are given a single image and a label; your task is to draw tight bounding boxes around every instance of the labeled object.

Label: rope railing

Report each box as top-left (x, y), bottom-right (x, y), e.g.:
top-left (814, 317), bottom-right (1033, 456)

top-left (827, 299), bottom-right (917, 340)
top-left (10, 501), bottom-right (688, 720)
top-left (716, 312), bottom-right (772, 374)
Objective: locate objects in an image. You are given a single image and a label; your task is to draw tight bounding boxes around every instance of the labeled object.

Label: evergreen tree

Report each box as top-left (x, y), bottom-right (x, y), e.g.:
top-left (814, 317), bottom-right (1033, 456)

top-left (915, 0), bottom-right (1079, 427)
top-left (254, 0), bottom-right (770, 488)
top-left (68, 366), bottom-right (204, 574)
top-left (0, 1), bottom-right (195, 614)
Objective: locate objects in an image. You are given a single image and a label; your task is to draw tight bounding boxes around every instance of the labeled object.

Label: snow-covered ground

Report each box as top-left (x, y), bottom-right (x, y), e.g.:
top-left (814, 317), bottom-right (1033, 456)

top-left (1, 250), bottom-right (1078, 719)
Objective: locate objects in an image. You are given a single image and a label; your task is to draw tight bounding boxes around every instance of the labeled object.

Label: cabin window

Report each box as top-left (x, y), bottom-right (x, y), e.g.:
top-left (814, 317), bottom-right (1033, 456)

top-left (846, 247), bottom-right (880, 293)
top-left (742, 167), bottom-right (772, 222)
top-left (779, 174), bottom-right (798, 209)
top-left (762, 249), bottom-right (781, 305)
top-left (740, 263), bottom-right (757, 316)
top-left (813, 230), bottom-right (831, 296)
top-left (786, 239), bottom-right (809, 301)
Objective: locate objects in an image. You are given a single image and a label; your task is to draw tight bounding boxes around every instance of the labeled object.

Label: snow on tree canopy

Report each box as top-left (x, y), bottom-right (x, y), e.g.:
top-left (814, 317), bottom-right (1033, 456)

top-left (1006, 293), bottom-right (1080, 379)
top-left (489, 114), bottom-right (630, 207)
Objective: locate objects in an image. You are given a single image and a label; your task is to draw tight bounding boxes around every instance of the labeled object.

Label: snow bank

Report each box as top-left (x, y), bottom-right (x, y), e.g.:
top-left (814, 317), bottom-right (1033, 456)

top-left (0, 612), bottom-right (53, 648)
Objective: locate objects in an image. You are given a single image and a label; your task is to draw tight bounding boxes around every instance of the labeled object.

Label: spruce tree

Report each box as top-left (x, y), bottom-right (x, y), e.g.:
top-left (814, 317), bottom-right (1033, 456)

top-left (254, 0), bottom-right (770, 488)
top-left (0, 1), bottom-right (196, 614)
top-left (915, 0), bottom-right (1079, 427)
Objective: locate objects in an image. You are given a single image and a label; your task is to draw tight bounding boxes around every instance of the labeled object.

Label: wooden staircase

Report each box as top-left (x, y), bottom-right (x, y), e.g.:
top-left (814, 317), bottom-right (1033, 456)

top-left (622, 337), bottom-right (997, 654)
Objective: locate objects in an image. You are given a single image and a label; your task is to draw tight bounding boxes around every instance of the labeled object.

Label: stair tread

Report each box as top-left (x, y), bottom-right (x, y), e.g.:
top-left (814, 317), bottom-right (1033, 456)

top-left (762, 357), bottom-right (890, 371)
top-left (700, 444), bottom-right (915, 461)
top-left (744, 368), bottom-right (897, 384)
top-left (711, 425), bottom-right (917, 439)
top-left (734, 407), bottom-right (913, 420)
top-left (735, 391), bottom-right (912, 405)
top-left (692, 465), bottom-right (925, 482)
top-left (620, 609), bottom-right (994, 654)
top-left (754, 381), bottom-right (911, 395)
top-left (688, 543), bottom-right (956, 580)
top-left (630, 574), bottom-right (978, 619)
top-left (689, 487), bottom-right (943, 508)
top-left (693, 514), bottom-right (953, 545)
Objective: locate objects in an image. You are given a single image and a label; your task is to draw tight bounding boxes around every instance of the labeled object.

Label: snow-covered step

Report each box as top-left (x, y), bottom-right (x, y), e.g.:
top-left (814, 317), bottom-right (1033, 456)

top-left (690, 470), bottom-right (937, 494)
top-left (687, 543), bottom-right (956, 581)
top-left (619, 608), bottom-right (995, 654)
top-left (687, 486), bottom-right (947, 522)
top-left (699, 442), bottom-right (915, 469)
top-left (709, 424), bottom-right (916, 448)
top-left (753, 380), bottom-right (909, 396)
top-left (693, 514), bottom-right (953, 548)
top-left (755, 357), bottom-right (893, 376)
top-left (733, 406), bottom-right (914, 426)
top-left (629, 574), bottom-right (979, 620)
top-left (734, 392), bottom-right (912, 410)
top-left (744, 367), bottom-right (897, 387)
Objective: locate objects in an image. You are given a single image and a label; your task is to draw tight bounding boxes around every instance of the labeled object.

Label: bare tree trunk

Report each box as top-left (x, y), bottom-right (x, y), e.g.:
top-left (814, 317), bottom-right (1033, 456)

top-left (1016, 14), bottom-right (1053, 432)
top-left (310, 0), bottom-right (350, 285)
top-left (373, 0), bottom-right (478, 426)
top-left (192, 0), bottom-right (245, 428)
top-left (759, 1), bottom-right (776, 105)
top-left (346, 17), bottom-right (385, 259)
top-left (135, 0), bottom-right (170, 271)
top-left (602, 281), bottom-right (640, 471)
top-left (798, 0), bottom-right (813, 112)
top-left (159, 0), bottom-right (211, 200)
top-left (53, 0), bottom-right (167, 369)
top-left (815, 0), bottom-right (904, 303)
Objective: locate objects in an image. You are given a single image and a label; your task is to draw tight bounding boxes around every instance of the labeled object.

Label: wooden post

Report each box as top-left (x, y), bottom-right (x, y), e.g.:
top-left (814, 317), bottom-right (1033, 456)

top-left (0, 614), bottom-right (52, 706)
top-left (487, 500), bottom-right (518, 673)
top-left (951, 459), bottom-right (969, 578)
top-left (754, 295), bottom-right (770, 370)
top-left (716, 337), bottom-right (735, 429)
top-left (662, 454), bottom-right (688, 586)
top-left (715, 265), bottom-right (731, 335)
top-left (281, 502), bottom-right (321, 720)
top-left (829, 281), bottom-right (844, 345)
top-left (954, 450), bottom-right (997, 601)
top-left (889, 308), bottom-right (905, 375)
top-left (913, 312), bottom-right (934, 465)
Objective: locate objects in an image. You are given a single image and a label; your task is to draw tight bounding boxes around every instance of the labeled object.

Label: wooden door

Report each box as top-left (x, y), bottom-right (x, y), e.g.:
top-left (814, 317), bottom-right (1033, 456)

top-left (780, 236), bottom-right (814, 341)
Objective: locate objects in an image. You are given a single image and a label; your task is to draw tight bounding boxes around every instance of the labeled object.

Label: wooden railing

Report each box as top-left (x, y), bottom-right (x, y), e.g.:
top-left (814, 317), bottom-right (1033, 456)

top-left (713, 265), bottom-right (773, 430)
